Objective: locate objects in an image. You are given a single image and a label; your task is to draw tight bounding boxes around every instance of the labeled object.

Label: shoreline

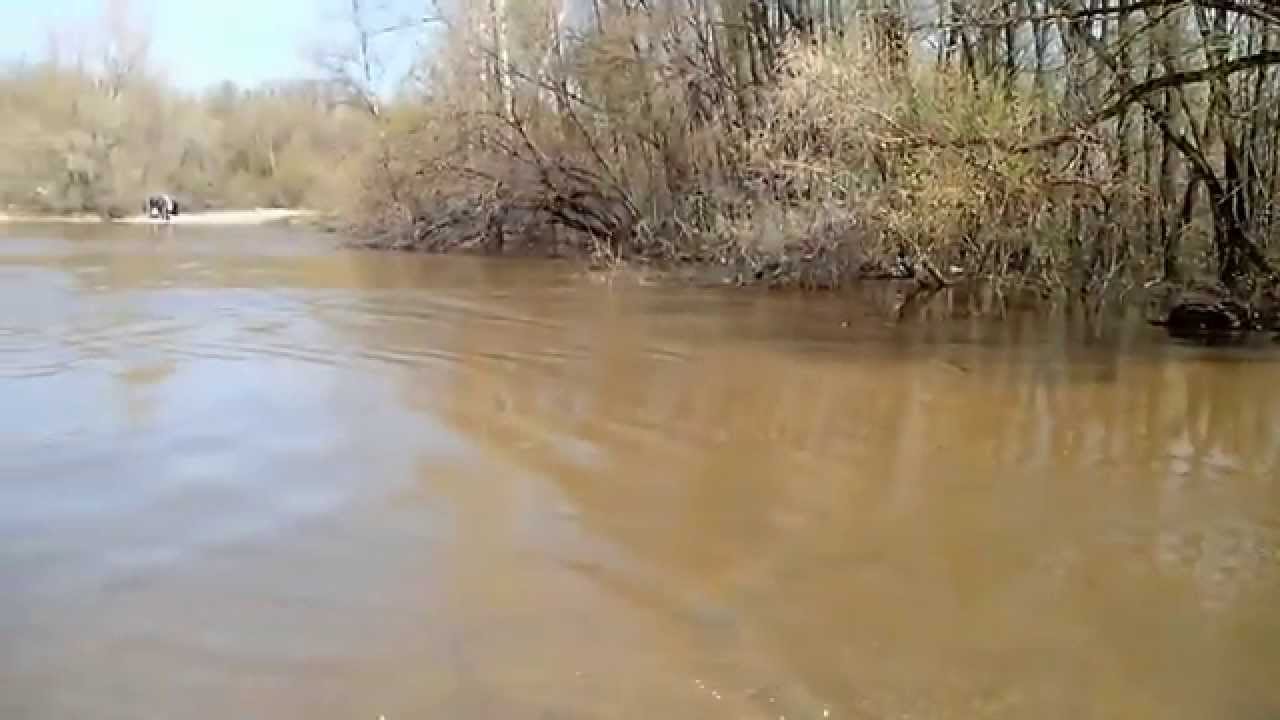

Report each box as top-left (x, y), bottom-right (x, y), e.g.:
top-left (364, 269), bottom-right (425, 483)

top-left (356, 236), bottom-right (1280, 342)
top-left (5, 206), bottom-right (1275, 342)
top-left (0, 208), bottom-right (317, 226)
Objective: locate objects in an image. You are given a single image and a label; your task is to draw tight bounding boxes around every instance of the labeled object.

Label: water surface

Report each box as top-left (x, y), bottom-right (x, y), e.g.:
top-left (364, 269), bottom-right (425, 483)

top-left (2, 224), bottom-right (1279, 719)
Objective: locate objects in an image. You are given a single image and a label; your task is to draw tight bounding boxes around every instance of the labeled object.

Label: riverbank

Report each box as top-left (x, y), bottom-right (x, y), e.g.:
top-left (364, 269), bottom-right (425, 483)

top-left (357, 215), bottom-right (1280, 343)
top-left (0, 208), bottom-right (318, 226)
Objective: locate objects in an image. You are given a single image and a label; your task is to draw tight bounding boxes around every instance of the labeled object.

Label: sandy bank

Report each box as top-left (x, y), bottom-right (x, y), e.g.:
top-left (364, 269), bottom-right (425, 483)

top-left (0, 208), bottom-right (316, 226)
top-left (0, 213), bottom-right (104, 224)
top-left (116, 208), bottom-right (316, 225)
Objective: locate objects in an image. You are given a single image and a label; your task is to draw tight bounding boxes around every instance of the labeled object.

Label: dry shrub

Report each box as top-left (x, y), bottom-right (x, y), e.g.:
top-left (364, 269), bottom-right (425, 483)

top-left (355, 8), bottom-right (1122, 291)
top-left (751, 32), bottom-right (1099, 287)
top-left (0, 58), bottom-right (371, 217)
top-left (349, 4), bottom-right (750, 264)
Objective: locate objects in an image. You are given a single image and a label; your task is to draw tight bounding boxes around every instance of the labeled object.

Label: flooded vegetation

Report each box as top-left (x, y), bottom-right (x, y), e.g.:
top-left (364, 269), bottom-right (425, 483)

top-left (348, 0), bottom-right (1280, 323)
top-left (6, 0), bottom-right (1280, 319)
top-left (3, 224), bottom-right (1279, 719)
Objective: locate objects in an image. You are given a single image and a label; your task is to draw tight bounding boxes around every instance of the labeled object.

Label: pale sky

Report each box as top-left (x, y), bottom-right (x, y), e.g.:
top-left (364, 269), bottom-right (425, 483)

top-left (0, 0), bottom-right (424, 91)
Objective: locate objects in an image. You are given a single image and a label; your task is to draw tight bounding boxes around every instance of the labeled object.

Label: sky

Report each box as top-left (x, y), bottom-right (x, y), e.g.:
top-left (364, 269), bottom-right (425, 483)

top-left (0, 0), bottom-right (422, 91)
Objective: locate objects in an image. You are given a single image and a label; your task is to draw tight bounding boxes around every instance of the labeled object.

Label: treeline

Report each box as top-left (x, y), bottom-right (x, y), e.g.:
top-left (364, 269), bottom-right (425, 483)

top-left (7, 0), bottom-right (1279, 300)
top-left (351, 0), bottom-right (1280, 301)
top-left (0, 54), bottom-right (372, 216)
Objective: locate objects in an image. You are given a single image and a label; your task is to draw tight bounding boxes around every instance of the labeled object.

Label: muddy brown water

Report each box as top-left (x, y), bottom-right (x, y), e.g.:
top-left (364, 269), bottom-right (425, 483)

top-left (2, 224), bottom-right (1279, 720)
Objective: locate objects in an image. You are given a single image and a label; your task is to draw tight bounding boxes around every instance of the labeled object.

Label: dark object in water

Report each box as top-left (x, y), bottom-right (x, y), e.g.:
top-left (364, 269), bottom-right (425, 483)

top-left (1164, 298), bottom-right (1252, 340)
top-left (144, 194), bottom-right (179, 222)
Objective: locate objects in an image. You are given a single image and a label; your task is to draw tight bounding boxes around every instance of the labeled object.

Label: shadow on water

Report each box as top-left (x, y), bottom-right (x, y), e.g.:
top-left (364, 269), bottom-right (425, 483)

top-left (2, 225), bottom-right (1279, 720)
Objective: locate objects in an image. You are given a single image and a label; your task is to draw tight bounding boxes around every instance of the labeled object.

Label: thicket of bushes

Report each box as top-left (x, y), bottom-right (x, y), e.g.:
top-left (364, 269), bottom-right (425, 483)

top-left (349, 0), bottom-right (1280, 307)
top-left (0, 61), bottom-right (371, 217)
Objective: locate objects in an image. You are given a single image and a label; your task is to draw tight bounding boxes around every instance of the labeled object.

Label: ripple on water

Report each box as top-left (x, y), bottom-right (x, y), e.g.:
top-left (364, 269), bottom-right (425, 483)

top-left (5, 229), bottom-right (1280, 720)
top-left (0, 328), bottom-right (80, 379)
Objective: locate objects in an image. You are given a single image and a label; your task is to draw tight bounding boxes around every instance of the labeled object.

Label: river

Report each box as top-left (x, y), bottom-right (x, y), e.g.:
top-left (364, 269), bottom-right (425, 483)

top-left (2, 223), bottom-right (1279, 719)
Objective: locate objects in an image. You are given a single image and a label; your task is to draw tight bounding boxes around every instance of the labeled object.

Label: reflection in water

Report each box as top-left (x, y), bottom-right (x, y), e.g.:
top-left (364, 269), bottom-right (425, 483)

top-left (1, 224), bottom-right (1278, 720)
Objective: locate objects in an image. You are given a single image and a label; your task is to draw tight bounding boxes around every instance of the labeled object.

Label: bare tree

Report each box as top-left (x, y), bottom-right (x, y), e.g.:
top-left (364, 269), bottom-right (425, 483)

top-left (311, 0), bottom-right (388, 118)
top-left (99, 0), bottom-right (151, 99)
